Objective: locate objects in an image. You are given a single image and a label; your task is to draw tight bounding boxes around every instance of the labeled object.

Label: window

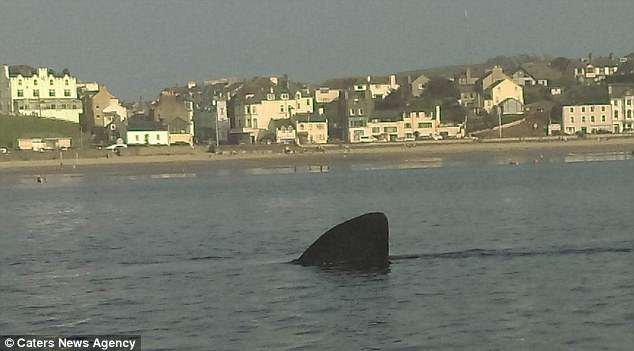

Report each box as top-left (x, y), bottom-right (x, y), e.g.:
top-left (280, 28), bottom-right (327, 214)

top-left (405, 123), bottom-right (411, 129)
top-left (253, 118), bottom-right (258, 128)
top-left (601, 115), bottom-right (606, 122)
top-left (65, 80), bottom-right (69, 86)
top-left (349, 108), bottom-right (355, 116)
top-left (590, 106), bottom-right (595, 112)
top-left (371, 127), bottom-right (380, 133)
top-left (601, 106), bottom-right (606, 112)
top-left (17, 90), bottom-right (23, 97)
top-left (33, 80), bottom-right (38, 86)
top-left (581, 116), bottom-right (586, 122)
top-left (358, 108), bottom-right (363, 115)
top-left (281, 93), bottom-right (289, 100)
top-left (614, 111), bottom-right (619, 119)
top-left (50, 104), bottom-right (56, 110)
top-left (590, 116), bottom-right (595, 123)
top-left (570, 107), bottom-right (574, 113)
top-left (49, 89), bottom-right (55, 97)
top-left (61, 104), bottom-right (67, 109)
top-left (280, 105), bottom-right (285, 113)
top-left (267, 93), bottom-right (274, 100)
top-left (33, 90), bottom-right (39, 97)
top-left (156, 134), bottom-right (160, 140)
top-left (571, 117), bottom-right (575, 123)
top-left (306, 99), bottom-right (310, 106)
top-left (251, 106), bottom-right (256, 114)
top-left (384, 127), bottom-right (397, 133)
top-left (18, 79), bottom-right (22, 86)
top-left (49, 80), bottom-right (54, 86)
top-left (581, 107), bottom-right (585, 113)
top-left (628, 110), bottom-right (633, 119)
top-left (245, 105), bottom-right (250, 114)
top-left (135, 135), bottom-right (140, 141)
top-left (64, 89), bottom-right (71, 97)
top-left (418, 122), bottom-right (432, 128)
top-left (628, 99), bottom-right (632, 106)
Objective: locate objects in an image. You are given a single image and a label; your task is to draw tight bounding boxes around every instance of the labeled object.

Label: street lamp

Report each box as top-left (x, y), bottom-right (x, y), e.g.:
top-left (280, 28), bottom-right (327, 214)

top-left (497, 105), bottom-right (502, 139)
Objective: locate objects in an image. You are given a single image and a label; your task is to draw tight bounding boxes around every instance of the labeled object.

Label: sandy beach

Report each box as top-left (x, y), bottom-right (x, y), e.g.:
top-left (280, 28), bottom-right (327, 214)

top-left (2, 137), bottom-right (634, 174)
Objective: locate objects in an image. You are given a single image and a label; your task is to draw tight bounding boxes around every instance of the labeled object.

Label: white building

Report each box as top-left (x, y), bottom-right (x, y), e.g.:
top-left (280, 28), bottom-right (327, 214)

top-left (315, 87), bottom-right (340, 103)
top-left (353, 75), bottom-right (400, 99)
top-left (0, 65), bottom-right (82, 123)
top-left (126, 130), bottom-right (170, 145)
top-left (348, 106), bottom-right (464, 143)
top-left (608, 84), bottom-right (634, 132)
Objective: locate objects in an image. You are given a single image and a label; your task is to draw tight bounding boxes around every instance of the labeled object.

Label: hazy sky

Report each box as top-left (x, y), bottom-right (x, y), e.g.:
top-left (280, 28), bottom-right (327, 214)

top-left (1, 0), bottom-right (633, 100)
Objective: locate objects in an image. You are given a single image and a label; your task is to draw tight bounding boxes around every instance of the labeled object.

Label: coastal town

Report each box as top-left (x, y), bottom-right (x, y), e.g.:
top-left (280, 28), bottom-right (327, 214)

top-left (1, 52), bottom-right (634, 157)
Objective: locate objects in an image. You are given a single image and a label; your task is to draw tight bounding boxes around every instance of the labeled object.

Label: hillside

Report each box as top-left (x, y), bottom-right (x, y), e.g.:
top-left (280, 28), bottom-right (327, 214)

top-left (0, 115), bottom-right (82, 148)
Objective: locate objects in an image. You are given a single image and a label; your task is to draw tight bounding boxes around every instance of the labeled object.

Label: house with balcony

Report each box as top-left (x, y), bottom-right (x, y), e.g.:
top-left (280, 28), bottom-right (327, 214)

top-left (348, 105), bottom-right (464, 143)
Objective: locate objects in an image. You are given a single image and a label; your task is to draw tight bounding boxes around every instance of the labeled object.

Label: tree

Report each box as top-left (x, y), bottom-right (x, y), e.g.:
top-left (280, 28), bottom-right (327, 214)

top-left (551, 57), bottom-right (572, 73)
top-left (422, 76), bottom-right (459, 100)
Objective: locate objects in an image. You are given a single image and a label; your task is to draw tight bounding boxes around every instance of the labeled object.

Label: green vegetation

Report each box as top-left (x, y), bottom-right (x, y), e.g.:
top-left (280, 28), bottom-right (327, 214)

top-left (0, 114), bottom-right (83, 148)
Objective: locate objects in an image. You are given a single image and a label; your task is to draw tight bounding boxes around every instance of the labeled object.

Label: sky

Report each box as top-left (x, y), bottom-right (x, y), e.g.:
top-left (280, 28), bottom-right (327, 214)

top-left (1, 0), bottom-right (633, 100)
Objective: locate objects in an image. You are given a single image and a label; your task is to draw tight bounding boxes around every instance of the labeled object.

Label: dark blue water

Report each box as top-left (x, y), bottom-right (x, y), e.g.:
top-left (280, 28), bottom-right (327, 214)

top-left (1, 157), bottom-right (633, 350)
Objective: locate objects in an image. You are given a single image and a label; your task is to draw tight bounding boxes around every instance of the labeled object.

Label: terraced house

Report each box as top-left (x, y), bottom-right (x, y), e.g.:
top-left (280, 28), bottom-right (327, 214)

top-left (0, 64), bottom-right (82, 123)
top-left (562, 104), bottom-right (614, 135)
top-left (228, 76), bottom-right (313, 143)
top-left (608, 84), bottom-right (634, 132)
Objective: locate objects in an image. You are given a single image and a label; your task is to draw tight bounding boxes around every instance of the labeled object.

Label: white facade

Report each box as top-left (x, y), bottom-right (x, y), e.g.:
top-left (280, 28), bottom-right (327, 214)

top-left (296, 120), bottom-right (328, 144)
top-left (234, 91), bottom-right (314, 141)
top-left (349, 107), bottom-right (464, 143)
top-left (610, 95), bottom-right (634, 132)
top-left (315, 88), bottom-right (340, 103)
top-left (2, 65), bottom-right (82, 123)
top-left (126, 131), bottom-right (170, 145)
top-left (275, 126), bottom-right (296, 144)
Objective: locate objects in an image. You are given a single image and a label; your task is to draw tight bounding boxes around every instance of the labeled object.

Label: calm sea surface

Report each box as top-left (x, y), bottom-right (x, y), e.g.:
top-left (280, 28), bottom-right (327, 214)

top-left (1, 154), bottom-right (633, 350)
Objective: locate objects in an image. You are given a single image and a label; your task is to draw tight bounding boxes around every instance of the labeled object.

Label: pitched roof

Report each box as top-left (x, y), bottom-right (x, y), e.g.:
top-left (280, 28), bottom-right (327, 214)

top-left (127, 118), bottom-right (165, 131)
top-left (294, 114), bottom-right (327, 123)
top-left (8, 65), bottom-right (36, 77)
top-left (369, 108), bottom-right (402, 122)
top-left (591, 56), bottom-right (619, 67)
top-left (517, 62), bottom-right (562, 81)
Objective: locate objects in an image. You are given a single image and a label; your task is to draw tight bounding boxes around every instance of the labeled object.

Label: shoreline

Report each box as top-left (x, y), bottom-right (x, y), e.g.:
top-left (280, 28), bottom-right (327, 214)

top-left (2, 137), bottom-right (634, 174)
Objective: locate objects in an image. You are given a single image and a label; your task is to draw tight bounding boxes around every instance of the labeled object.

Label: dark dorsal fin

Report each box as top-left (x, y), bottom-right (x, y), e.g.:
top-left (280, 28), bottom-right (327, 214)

top-left (293, 212), bottom-right (389, 268)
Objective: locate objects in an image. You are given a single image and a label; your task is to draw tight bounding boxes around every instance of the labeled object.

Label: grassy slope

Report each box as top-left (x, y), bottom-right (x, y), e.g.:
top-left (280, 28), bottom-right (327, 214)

top-left (0, 115), bottom-right (81, 148)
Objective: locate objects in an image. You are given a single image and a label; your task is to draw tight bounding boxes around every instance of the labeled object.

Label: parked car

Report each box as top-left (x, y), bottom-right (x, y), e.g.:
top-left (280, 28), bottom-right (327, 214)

top-left (0, 147), bottom-right (9, 155)
top-left (105, 143), bottom-right (128, 150)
